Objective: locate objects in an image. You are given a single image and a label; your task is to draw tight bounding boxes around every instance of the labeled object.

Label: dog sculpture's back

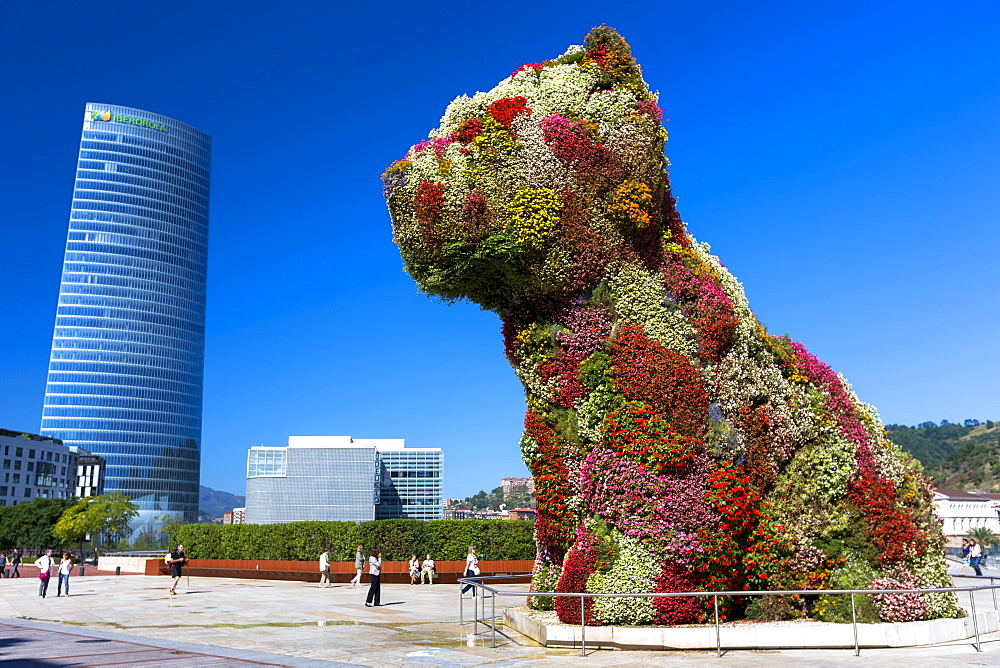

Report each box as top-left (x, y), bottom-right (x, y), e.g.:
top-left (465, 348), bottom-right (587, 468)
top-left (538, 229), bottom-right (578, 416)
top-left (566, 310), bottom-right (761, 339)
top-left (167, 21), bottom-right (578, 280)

top-left (383, 27), bottom-right (955, 625)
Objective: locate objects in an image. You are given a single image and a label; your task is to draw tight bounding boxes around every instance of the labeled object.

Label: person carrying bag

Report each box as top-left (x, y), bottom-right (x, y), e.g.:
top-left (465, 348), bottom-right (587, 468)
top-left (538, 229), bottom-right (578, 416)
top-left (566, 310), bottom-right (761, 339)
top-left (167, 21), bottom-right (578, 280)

top-left (35, 550), bottom-right (54, 599)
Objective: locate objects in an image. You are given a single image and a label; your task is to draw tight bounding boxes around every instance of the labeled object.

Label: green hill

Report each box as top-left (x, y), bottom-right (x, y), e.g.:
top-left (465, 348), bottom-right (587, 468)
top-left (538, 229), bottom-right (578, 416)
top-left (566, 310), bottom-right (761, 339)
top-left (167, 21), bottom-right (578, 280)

top-left (887, 420), bottom-right (1000, 491)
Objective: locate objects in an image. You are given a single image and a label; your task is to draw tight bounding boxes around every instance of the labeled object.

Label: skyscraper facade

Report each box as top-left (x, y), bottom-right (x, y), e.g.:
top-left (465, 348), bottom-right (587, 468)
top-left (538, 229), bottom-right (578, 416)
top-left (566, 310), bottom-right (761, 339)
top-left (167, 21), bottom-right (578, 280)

top-left (41, 104), bottom-right (211, 532)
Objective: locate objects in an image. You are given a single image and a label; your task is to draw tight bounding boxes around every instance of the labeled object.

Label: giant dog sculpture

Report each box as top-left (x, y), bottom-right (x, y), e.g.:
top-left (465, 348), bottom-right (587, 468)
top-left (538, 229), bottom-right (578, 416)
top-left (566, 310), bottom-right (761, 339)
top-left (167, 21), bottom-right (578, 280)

top-left (383, 27), bottom-right (955, 625)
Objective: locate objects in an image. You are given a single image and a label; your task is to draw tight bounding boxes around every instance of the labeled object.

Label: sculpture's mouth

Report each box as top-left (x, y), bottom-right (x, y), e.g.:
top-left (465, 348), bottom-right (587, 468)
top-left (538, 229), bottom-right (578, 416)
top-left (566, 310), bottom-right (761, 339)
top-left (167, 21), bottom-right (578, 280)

top-left (401, 232), bottom-right (530, 311)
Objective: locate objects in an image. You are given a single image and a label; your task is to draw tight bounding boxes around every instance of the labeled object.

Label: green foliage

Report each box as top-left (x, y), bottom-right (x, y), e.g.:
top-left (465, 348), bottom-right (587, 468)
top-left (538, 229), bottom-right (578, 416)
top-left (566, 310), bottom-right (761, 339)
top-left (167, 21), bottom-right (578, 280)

top-left (578, 351), bottom-right (611, 391)
top-left (414, 233), bottom-right (528, 311)
top-left (52, 493), bottom-right (139, 548)
top-left (812, 555), bottom-right (879, 624)
top-left (424, 520), bottom-right (536, 560)
top-left (463, 486), bottom-right (505, 511)
top-left (504, 488), bottom-right (536, 510)
top-left (886, 420), bottom-right (999, 474)
top-left (967, 526), bottom-right (997, 549)
top-left (0, 498), bottom-right (75, 549)
top-left (168, 519), bottom-right (536, 561)
top-left (459, 485), bottom-right (536, 511)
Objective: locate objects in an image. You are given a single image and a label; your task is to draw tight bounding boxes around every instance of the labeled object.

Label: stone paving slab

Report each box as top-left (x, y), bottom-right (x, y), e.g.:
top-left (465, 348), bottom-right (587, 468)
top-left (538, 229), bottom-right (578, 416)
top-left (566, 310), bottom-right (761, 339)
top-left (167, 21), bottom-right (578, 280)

top-left (0, 619), bottom-right (352, 666)
top-left (2, 571), bottom-right (1000, 665)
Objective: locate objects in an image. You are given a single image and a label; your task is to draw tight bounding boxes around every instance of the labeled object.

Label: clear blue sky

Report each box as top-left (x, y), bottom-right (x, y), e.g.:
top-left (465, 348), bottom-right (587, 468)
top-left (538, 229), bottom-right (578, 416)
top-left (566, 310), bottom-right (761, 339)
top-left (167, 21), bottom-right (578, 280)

top-left (2, 1), bottom-right (997, 500)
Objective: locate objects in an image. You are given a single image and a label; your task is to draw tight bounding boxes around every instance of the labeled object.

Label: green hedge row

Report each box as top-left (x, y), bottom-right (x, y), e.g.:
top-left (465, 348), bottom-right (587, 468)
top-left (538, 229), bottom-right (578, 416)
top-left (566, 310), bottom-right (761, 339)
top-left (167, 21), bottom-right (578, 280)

top-left (168, 519), bottom-right (537, 561)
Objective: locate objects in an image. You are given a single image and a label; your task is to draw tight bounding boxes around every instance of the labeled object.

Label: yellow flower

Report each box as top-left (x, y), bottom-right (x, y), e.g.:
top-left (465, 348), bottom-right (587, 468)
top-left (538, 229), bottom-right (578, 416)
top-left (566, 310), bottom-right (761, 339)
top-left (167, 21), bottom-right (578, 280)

top-left (509, 188), bottom-right (562, 248)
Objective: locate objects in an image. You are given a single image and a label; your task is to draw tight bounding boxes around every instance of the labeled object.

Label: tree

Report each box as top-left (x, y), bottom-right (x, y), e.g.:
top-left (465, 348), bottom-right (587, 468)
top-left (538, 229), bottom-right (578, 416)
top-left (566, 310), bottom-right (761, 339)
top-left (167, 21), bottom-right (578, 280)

top-left (0, 498), bottom-right (75, 549)
top-left (52, 493), bottom-right (139, 551)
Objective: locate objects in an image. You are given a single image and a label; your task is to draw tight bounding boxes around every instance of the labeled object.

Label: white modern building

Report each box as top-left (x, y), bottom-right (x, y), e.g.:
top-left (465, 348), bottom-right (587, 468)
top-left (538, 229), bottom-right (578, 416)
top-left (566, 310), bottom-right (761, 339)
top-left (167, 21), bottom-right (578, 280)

top-left (244, 436), bottom-right (443, 524)
top-left (933, 488), bottom-right (1000, 548)
top-left (1, 427), bottom-right (105, 506)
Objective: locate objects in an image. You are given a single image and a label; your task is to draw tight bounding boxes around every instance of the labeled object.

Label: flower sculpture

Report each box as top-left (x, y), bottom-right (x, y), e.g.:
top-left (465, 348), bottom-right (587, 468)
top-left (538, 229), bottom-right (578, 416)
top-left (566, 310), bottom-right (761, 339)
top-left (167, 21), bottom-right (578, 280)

top-left (383, 26), bottom-right (956, 625)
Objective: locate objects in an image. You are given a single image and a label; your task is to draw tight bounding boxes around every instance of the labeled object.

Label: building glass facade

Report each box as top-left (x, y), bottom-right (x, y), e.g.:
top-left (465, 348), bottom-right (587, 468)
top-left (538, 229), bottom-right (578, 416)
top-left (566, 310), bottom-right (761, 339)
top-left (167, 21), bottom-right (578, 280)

top-left (375, 448), bottom-right (444, 521)
top-left (40, 104), bottom-right (211, 531)
top-left (245, 443), bottom-right (377, 524)
top-left (244, 437), bottom-right (443, 524)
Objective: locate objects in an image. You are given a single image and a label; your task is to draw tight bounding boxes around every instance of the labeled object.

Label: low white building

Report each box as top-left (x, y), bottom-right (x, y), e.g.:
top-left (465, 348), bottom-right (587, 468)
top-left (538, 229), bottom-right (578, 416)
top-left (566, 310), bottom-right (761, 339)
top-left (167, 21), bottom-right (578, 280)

top-left (932, 488), bottom-right (1000, 548)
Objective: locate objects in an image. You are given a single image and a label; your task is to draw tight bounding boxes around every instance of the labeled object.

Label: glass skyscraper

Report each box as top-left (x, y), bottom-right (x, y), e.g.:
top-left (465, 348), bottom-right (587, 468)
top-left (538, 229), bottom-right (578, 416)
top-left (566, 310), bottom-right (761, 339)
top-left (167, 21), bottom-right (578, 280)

top-left (41, 103), bottom-right (211, 532)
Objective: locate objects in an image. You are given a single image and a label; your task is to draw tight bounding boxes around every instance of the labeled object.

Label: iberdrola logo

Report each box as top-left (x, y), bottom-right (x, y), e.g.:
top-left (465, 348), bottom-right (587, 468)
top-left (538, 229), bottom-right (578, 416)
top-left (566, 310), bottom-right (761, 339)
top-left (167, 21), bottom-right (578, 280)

top-left (91, 111), bottom-right (112, 122)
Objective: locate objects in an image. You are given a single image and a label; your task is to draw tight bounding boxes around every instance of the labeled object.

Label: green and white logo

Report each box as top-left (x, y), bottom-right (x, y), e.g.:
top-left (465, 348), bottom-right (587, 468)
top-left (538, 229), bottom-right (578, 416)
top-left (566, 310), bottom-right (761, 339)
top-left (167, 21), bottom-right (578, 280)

top-left (113, 114), bottom-right (167, 132)
top-left (90, 110), bottom-right (167, 132)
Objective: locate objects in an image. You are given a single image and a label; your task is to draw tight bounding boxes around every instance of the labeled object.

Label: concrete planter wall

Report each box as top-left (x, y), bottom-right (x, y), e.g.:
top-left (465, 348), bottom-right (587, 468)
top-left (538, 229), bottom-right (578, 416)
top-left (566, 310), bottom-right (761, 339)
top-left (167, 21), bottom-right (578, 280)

top-left (97, 556), bottom-right (152, 573)
top-left (504, 606), bottom-right (999, 650)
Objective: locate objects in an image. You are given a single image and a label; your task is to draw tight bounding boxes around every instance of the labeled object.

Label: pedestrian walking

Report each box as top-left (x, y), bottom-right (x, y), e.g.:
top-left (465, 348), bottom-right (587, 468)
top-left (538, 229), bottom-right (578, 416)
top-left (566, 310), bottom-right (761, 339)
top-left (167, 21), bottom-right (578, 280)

top-left (0, 551), bottom-right (7, 578)
top-left (35, 549), bottom-right (54, 598)
top-left (961, 538), bottom-right (971, 576)
top-left (365, 550), bottom-right (382, 607)
top-left (970, 539), bottom-right (984, 576)
top-left (57, 553), bottom-right (73, 596)
top-left (10, 549), bottom-right (21, 578)
top-left (408, 554), bottom-right (420, 585)
top-left (420, 554), bottom-right (435, 585)
top-left (460, 545), bottom-right (480, 598)
top-left (319, 547), bottom-right (331, 587)
top-left (167, 544), bottom-right (188, 595)
top-left (350, 545), bottom-right (364, 587)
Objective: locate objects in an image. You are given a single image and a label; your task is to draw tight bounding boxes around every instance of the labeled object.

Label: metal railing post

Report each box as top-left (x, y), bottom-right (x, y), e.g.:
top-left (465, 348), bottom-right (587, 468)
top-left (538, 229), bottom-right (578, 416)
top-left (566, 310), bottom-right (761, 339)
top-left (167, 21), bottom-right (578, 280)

top-left (851, 593), bottom-right (859, 657)
top-left (459, 585), bottom-right (464, 627)
top-left (991, 577), bottom-right (997, 612)
top-left (579, 594), bottom-right (586, 657)
top-left (492, 590), bottom-right (496, 648)
top-left (714, 594), bottom-right (721, 658)
top-left (473, 584), bottom-right (478, 637)
top-left (970, 589), bottom-right (982, 652)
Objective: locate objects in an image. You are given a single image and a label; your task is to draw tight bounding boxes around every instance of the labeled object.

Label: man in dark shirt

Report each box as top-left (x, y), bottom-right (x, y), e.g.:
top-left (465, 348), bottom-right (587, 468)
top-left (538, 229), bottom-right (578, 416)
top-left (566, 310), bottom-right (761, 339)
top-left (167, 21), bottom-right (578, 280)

top-left (167, 544), bottom-right (187, 595)
top-left (10, 549), bottom-right (20, 578)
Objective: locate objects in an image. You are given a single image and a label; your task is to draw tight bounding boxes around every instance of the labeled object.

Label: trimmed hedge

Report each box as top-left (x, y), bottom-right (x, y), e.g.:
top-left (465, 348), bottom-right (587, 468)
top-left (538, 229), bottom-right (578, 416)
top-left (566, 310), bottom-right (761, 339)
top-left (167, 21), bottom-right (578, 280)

top-left (168, 519), bottom-right (536, 561)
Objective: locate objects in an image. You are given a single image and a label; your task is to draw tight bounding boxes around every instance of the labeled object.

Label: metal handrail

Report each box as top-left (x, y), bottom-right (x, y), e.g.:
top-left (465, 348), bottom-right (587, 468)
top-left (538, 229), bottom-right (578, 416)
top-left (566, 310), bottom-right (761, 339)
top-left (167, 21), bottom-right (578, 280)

top-left (458, 573), bottom-right (1000, 658)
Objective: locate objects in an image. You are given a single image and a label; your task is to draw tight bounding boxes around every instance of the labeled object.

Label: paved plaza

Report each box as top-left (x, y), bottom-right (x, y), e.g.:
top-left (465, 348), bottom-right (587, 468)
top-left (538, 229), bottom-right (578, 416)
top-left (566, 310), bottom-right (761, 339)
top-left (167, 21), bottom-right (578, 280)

top-left (1, 567), bottom-right (1000, 666)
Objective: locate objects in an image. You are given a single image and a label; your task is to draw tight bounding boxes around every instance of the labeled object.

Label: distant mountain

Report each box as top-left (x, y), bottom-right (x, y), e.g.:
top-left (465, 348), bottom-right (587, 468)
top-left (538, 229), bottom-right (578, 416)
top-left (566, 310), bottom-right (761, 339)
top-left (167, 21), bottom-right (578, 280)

top-left (887, 420), bottom-right (1000, 491)
top-left (198, 485), bottom-right (245, 522)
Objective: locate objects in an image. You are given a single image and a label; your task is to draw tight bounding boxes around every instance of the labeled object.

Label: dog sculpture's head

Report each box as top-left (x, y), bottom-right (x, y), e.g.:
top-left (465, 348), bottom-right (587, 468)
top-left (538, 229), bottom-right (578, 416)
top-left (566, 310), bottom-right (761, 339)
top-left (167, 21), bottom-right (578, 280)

top-left (384, 27), bottom-right (682, 314)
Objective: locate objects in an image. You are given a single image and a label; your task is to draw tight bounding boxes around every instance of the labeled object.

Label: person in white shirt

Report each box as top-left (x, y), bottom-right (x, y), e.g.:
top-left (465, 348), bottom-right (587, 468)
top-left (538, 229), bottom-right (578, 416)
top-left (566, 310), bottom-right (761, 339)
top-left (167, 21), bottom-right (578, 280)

top-left (35, 549), bottom-right (54, 598)
top-left (57, 553), bottom-right (73, 597)
top-left (970, 540), bottom-right (984, 576)
top-left (420, 554), bottom-right (436, 585)
top-left (461, 545), bottom-right (480, 598)
top-left (319, 548), bottom-right (331, 588)
top-left (408, 554), bottom-right (420, 585)
top-left (365, 550), bottom-right (382, 607)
